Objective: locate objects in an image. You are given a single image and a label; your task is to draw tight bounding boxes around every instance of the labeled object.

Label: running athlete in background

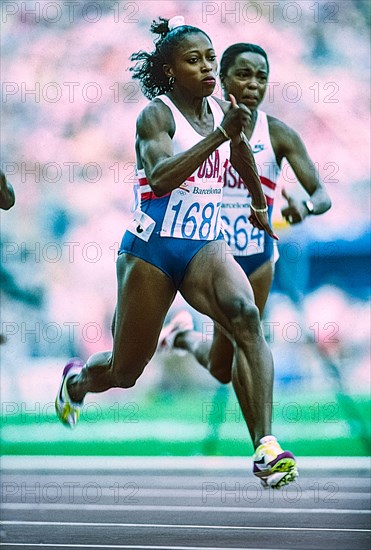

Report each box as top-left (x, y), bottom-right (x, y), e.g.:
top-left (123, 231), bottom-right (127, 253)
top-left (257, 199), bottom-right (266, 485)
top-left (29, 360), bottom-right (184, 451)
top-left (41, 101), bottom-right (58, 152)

top-left (221, 43), bottom-right (331, 314)
top-left (56, 18), bottom-right (297, 489)
top-left (161, 44), bottom-right (331, 388)
top-left (0, 170), bottom-right (15, 210)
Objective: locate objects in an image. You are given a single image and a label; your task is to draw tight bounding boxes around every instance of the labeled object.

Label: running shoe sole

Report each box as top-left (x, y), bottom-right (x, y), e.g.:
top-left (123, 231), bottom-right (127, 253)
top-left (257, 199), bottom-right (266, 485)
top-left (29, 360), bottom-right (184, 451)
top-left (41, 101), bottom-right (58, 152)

top-left (55, 358), bottom-right (84, 428)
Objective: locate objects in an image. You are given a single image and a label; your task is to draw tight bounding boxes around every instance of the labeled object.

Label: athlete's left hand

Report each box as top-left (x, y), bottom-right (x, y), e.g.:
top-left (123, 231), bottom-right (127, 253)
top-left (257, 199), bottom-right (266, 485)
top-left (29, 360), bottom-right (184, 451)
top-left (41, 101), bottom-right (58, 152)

top-left (249, 210), bottom-right (279, 241)
top-left (281, 188), bottom-right (308, 225)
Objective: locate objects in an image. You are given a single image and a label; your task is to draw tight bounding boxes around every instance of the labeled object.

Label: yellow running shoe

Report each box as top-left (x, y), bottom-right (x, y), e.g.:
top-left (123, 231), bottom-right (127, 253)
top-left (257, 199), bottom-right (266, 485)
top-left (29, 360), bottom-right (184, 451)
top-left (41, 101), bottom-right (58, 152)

top-left (55, 358), bottom-right (84, 428)
top-left (253, 435), bottom-right (298, 489)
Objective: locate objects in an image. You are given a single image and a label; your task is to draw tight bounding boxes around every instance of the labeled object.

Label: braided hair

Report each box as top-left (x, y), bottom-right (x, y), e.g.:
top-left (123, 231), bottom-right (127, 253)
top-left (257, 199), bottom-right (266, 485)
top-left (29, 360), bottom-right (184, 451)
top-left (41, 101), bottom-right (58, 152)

top-left (130, 17), bottom-right (211, 99)
top-left (220, 43), bottom-right (270, 80)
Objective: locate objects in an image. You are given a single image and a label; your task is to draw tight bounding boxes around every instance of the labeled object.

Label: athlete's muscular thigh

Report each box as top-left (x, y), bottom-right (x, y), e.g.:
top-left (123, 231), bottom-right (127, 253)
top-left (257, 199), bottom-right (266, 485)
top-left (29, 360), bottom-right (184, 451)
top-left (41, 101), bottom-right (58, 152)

top-left (111, 253), bottom-right (176, 386)
top-left (249, 259), bottom-right (274, 317)
top-left (180, 240), bottom-right (256, 332)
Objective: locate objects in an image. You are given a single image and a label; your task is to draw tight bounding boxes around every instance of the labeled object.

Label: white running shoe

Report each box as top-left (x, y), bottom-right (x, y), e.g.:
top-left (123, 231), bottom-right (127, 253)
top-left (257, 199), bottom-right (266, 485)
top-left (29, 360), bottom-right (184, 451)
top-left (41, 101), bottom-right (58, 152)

top-left (253, 435), bottom-right (298, 489)
top-left (55, 358), bottom-right (84, 428)
top-left (158, 310), bottom-right (194, 352)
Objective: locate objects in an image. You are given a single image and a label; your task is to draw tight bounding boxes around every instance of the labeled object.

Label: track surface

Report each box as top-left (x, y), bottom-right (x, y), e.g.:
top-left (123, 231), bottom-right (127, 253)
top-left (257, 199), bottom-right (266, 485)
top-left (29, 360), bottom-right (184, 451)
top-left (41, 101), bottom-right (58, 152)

top-left (1, 457), bottom-right (370, 550)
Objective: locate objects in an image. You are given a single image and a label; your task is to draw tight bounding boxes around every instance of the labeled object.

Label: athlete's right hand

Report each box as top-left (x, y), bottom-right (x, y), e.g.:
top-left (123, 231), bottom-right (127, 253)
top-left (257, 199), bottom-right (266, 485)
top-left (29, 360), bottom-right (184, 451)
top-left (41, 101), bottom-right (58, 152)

top-left (220, 94), bottom-right (252, 141)
top-left (249, 210), bottom-right (279, 241)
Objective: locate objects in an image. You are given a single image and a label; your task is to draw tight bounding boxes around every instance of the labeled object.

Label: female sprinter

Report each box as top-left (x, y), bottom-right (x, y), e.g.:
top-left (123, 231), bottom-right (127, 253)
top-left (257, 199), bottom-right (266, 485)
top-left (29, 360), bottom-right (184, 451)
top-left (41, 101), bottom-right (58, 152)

top-left (56, 21), bottom-right (297, 489)
top-left (160, 43), bottom-right (331, 484)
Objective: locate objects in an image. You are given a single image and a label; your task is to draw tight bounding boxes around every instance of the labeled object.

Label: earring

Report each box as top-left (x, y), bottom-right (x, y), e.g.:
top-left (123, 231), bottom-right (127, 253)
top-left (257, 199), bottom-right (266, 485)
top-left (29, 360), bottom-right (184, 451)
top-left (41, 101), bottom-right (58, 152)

top-left (169, 76), bottom-right (175, 89)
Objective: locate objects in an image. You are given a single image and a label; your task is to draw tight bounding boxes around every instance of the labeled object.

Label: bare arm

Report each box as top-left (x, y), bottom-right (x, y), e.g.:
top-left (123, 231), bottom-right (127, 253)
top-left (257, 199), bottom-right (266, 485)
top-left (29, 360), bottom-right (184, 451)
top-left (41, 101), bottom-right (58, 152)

top-left (217, 95), bottom-right (277, 239)
top-left (213, 96), bottom-right (267, 208)
top-left (137, 99), bottom-right (245, 197)
top-left (0, 171), bottom-right (15, 210)
top-left (269, 117), bottom-right (332, 223)
top-left (230, 137), bottom-right (267, 208)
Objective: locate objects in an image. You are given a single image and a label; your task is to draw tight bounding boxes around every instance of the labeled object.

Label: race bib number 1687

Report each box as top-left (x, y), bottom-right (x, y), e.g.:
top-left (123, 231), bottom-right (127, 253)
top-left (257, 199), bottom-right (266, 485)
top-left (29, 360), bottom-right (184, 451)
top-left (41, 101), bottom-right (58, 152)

top-left (161, 195), bottom-right (221, 240)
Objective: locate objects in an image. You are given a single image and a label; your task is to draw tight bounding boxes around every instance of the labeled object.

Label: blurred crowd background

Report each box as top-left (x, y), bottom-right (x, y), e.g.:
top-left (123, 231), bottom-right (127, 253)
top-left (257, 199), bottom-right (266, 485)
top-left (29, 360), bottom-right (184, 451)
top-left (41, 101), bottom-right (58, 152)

top-left (1, 0), bottom-right (370, 455)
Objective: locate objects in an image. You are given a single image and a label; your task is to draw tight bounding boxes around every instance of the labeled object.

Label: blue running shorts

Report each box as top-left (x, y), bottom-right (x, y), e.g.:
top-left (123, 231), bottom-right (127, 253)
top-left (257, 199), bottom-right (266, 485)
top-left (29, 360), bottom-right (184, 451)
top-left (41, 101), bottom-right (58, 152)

top-left (119, 198), bottom-right (224, 289)
top-left (233, 233), bottom-right (274, 277)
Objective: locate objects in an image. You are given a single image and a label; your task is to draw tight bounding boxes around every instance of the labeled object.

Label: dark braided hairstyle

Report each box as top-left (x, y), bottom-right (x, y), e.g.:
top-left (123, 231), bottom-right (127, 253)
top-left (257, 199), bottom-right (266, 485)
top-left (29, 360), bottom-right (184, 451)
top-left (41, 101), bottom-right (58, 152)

top-left (220, 43), bottom-right (270, 80)
top-left (130, 17), bottom-right (212, 99)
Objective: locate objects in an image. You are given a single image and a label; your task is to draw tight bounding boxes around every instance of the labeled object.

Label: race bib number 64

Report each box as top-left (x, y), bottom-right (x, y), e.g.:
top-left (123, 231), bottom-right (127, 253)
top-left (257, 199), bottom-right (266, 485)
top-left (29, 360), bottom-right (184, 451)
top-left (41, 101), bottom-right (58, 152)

top-left (221, 213), bottom-right (264, 256)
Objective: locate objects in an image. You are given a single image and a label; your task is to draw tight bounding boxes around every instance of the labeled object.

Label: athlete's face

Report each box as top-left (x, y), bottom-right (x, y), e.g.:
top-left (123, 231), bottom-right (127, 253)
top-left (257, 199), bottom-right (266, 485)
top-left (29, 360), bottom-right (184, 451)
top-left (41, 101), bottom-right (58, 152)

top-left (164, 33), bottom-right (218, 97)
top-left (222, 52), bottom-right (268, 110)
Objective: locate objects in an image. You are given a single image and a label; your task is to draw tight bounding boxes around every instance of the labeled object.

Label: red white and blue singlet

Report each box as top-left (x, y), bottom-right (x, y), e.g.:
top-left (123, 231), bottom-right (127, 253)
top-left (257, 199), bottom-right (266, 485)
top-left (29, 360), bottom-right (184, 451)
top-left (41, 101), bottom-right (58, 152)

top-left (119, 95), bottom-right (230, 288)
top-left (222, 110), bottom-right (280, 276)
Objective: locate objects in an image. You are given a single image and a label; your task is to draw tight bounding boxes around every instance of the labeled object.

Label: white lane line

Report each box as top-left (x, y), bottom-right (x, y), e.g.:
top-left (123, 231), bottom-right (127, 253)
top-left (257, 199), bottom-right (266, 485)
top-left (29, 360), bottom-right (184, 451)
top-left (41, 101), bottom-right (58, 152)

top-left (0, 544), bottom-right (277, 549)
top-left (1, 503), bottom-right (370, 514)
top-left (1, 520), bottom-right (370, 532)
top-left (2, 477), bottom-right (369, 491)
top-left (2, 456), bottom-right (370, 471)
top-left (1, 487), bottom-right (369, 501)
top-left (0, 490), bottom-right (371, 504)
